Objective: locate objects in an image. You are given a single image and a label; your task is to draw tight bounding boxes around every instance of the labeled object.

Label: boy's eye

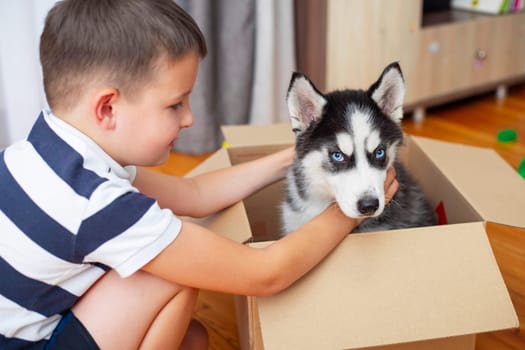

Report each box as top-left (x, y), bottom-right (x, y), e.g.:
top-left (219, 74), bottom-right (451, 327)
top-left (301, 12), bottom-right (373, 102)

top-left (170, 102), bottom-right (183, 111)
top-left (330, 151), bottom-right (345, 162)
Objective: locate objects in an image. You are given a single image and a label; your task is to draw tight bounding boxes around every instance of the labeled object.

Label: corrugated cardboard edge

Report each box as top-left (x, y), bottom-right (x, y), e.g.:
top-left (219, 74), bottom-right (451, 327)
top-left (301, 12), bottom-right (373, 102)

top-left (411, 136), bottom-right (525, 229)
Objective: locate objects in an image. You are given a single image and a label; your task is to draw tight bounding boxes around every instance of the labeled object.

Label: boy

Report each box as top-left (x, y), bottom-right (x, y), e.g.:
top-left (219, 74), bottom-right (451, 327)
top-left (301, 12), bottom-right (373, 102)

top-left (0, 0), bottom-right (398, 349)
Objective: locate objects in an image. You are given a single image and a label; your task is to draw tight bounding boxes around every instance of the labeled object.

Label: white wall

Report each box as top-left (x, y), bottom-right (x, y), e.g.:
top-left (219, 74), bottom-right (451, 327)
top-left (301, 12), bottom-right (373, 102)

top-left (0, 0), bottom-right (57, 149)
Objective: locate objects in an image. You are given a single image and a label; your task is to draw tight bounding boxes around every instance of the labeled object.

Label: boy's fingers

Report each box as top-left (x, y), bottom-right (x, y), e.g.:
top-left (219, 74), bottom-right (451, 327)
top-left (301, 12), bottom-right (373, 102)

top-left (385, 167), bottom-right (396, 186)
top-left (384, 167), bottom-right (399, 204)
top-left (385, 179), bottom-right (399, 204)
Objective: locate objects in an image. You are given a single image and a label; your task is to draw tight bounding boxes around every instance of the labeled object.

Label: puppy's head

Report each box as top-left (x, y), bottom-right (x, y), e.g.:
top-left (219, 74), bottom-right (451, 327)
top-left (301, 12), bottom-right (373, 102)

top-left (286, 63), bottom-right (405, 218)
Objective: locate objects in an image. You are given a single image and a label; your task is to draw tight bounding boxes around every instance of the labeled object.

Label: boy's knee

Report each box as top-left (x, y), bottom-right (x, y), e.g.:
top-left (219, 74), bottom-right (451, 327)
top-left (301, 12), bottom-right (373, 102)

top-left (179, 286), bottom-right (199, 306)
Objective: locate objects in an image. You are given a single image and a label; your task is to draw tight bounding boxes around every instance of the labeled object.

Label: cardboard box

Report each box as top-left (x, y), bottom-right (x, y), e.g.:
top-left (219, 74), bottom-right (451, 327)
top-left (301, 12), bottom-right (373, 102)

top-left (187, 124), bottom-right (521, 350)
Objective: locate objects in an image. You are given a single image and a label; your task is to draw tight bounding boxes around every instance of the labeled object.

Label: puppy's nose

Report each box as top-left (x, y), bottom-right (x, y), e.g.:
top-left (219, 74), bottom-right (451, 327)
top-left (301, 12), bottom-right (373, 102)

top-left (357, 197), bottom-right (379, 216)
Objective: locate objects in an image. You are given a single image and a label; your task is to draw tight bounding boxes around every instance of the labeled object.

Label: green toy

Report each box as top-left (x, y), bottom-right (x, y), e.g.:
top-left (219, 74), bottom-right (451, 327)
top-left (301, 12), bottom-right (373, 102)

top-left (518, 157), bottom-right (525, 180)
top-left (497, 128), bottom-right (517, 143)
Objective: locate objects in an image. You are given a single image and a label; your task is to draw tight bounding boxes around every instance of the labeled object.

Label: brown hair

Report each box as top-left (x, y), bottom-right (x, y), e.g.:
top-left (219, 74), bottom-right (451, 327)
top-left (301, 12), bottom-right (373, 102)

top-left (40, 0), bottom-right (207, 111)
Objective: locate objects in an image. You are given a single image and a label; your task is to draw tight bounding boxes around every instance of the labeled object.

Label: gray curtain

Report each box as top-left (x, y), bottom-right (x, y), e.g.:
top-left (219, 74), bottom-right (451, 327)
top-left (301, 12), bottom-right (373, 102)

top-left (176, 0), bottom-right (255, 154)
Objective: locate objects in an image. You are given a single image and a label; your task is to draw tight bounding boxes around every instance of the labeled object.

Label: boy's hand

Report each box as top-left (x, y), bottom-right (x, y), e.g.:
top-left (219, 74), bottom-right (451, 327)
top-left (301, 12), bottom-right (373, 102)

top-left (384, 166), bottom-right (399, 204)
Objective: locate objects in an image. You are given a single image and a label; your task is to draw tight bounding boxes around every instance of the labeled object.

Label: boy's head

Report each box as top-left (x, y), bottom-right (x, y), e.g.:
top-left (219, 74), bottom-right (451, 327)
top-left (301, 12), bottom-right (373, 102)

top-left (40, 0), bottom-right (207, 114)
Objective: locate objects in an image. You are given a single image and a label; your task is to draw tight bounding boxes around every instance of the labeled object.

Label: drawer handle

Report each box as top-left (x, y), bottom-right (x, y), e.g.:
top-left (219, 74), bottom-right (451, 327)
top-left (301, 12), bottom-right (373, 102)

top-left (475, 49), bottom-right (488, 60)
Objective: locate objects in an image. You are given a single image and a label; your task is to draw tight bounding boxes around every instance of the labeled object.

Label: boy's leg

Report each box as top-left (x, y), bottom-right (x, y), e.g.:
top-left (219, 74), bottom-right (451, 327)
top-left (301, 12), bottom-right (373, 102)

top-left (179, 319), bottom-right (209, 350)
top-left (71, 269), bottom-right (207, 350)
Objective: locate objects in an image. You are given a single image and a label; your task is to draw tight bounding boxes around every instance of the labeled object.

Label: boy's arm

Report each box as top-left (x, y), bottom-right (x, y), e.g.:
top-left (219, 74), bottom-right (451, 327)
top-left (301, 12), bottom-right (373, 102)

top-left (142, 204), bottom-right (360, 296)
top-left (142, 168), bottom-right (399, 297)
top-left (133, 147), bottom-right (294, 218)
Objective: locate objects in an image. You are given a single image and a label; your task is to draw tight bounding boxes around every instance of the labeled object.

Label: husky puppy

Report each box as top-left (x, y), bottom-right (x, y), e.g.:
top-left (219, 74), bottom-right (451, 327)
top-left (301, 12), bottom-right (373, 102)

top-left (281, 63), bottom-right (436, 234)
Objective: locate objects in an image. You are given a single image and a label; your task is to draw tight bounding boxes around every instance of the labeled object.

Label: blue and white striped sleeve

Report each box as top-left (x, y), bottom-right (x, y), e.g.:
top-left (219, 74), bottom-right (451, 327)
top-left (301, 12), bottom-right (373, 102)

top-left (79, 186), bottom-right (182, 278)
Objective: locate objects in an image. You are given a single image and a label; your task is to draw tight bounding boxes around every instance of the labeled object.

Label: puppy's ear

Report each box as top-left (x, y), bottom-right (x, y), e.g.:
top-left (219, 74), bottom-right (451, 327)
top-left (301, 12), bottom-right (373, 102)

top-left (368, 62), bottom-right (405, 124)
top-left (286, 72), bottom-right (327, 134)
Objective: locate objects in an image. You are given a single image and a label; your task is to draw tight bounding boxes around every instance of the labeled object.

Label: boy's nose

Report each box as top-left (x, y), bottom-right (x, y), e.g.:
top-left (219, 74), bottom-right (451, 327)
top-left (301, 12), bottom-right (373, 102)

top-left (181, 111), bottom-right (194, 128)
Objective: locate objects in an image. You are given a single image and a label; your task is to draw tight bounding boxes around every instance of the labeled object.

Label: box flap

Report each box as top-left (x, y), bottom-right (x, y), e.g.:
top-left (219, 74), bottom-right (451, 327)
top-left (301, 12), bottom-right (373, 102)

top-left (184, 147), bottom-right (231, 177)
top-left (411, 136), bottom-right (525, 228)
top-left (184, 148), bottom-right (252, 243)
top-left (255, 223), bottom-right (518, 349)
top-left (222, 123), bottom-right (294, 147)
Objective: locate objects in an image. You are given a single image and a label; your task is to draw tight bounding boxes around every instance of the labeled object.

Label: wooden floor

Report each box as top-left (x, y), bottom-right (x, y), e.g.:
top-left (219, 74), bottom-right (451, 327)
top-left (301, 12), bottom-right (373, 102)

top-left (153, 84), bottom-right (525, 349)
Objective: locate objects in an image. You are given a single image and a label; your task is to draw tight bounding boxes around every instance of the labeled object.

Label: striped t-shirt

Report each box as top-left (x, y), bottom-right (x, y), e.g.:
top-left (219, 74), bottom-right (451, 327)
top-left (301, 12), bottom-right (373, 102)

top-left (0, 110), bottom-right (182, 349)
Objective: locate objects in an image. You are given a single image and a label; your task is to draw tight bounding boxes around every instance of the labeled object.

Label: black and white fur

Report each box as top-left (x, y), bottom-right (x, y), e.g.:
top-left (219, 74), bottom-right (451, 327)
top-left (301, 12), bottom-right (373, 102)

top-left (281, 63), bottom-right (436, 234)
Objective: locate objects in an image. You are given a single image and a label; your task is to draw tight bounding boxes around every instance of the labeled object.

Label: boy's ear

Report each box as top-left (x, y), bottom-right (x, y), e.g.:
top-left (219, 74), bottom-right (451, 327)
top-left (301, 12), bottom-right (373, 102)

top-left (286, 72), bottom-right (327, 135)
top-left (368, 62), bottom-right (405, 124)
top-left (93, 88), bottom-right (119, 130)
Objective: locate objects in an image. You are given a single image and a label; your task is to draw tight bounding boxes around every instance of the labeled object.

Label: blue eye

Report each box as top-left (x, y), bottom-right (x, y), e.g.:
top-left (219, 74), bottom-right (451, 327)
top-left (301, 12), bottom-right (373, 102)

top-left (331, 151), bottom-right (345, 162)
top-left (375, 147), bottom-right (386, 160)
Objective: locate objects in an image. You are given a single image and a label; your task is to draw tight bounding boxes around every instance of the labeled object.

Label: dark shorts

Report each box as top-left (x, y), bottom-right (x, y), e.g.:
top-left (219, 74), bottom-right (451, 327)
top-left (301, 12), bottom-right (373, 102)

top-left (45, 310), bottom-right (99, 350)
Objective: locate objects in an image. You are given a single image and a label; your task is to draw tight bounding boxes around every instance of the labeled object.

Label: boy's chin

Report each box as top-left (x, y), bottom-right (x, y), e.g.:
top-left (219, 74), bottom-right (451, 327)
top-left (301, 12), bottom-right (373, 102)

top-left (138, 152), bottom-right (171, 167)
top-left (153, 153), bottom-right (171, 166)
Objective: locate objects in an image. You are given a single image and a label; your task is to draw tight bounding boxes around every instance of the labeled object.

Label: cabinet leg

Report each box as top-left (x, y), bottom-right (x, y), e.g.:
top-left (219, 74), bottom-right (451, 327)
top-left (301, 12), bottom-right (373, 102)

top-left (496, 85), bottom-right (507, 100)
top-left (413, 107), bottom-right (426, 123)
